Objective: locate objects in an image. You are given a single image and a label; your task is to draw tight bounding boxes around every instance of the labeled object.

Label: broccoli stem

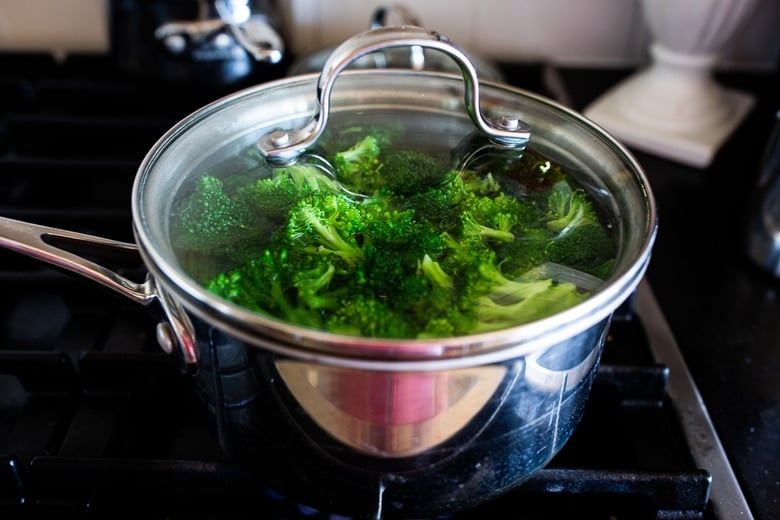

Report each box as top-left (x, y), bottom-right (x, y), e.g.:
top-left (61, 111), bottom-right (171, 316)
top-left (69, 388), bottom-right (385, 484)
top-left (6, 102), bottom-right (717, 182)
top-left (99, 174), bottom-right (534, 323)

top-left (462, 212), bottom-right (515, 242)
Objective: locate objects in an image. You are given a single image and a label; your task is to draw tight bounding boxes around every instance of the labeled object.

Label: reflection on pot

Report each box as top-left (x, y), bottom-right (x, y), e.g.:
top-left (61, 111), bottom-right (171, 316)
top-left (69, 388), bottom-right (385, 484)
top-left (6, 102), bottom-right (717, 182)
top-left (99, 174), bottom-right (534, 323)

top-left (189, 317), bottom-right (607, 518)
top-left (275, 361), bottom-right (507, 457)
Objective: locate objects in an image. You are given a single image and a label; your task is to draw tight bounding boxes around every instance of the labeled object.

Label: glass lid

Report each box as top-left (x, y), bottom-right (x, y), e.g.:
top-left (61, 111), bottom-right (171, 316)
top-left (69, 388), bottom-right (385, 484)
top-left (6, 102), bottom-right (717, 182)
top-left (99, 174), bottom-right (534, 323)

top-left (132, 27), bottom-right (656, 363)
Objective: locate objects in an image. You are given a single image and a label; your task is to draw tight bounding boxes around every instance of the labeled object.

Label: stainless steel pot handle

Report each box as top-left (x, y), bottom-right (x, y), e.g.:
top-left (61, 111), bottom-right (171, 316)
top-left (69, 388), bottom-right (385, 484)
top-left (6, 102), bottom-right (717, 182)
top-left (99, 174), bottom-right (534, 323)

top-left (0, 216), bottom-right (199, 367)
top-left (257, 26), bottom-right (531, 165)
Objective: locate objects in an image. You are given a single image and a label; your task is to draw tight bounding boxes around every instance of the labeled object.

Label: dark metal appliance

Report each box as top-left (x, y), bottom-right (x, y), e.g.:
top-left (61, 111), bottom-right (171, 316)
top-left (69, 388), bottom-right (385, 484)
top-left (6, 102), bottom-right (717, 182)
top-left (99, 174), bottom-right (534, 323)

top-left (0, 52), bottom-right (753, 519)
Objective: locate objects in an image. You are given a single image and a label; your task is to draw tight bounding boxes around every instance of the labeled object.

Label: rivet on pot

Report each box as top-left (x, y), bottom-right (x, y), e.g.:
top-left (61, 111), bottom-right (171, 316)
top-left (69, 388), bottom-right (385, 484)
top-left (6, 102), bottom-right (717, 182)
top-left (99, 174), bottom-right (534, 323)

top-left (156, 322), bottom-right (176, 354)
top-left (496, 115), bottom-right (520, 131)
top-left (270, 130), bottom-right (291, 147)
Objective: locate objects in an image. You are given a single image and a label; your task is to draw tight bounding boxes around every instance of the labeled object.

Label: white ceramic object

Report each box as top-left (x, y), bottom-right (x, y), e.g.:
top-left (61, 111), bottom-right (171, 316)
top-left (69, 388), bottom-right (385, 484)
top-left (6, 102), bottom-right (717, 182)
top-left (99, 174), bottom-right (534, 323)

top-left (584, 0), bottom-right (759, 168)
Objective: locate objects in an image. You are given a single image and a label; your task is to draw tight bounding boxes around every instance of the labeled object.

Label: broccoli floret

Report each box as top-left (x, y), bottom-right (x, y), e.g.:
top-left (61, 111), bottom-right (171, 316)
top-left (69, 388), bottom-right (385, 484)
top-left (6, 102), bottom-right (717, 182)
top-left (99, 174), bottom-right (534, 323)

top-left (332, 135), bottom-right (382, 194)
top-left (471, 280), bottom-right (587, 333)
top-left (239, 170), bottom-right (306, 217)
top-left (291, 257), bottom-right (340, 312)
top-left (318, 122), bottom-right (404, 154)
top-left (276, 162), bottom-right (344, 194)
top-left (461, 211), bottom-right (515, 242)
top-left (380, 149), bottom-right (451, 195)
top-left (325, 295), bottom-right (415, 338)
top-left (400, 181), bottom-right (468, 233)
top-left (474, 260), bottom-right (555, 303)
top-left (284, 193), bottom-right (365, 266)
top-left (454, 169), bottom-right (502, 196)
top-left (545, 181), bottom-right (599, 233)
top-left (494, 227), bottom-right (552, 276)
top-left (544, 182), bottom-right (616, 276)
top-left (171, 175), bottom-right (258, 255)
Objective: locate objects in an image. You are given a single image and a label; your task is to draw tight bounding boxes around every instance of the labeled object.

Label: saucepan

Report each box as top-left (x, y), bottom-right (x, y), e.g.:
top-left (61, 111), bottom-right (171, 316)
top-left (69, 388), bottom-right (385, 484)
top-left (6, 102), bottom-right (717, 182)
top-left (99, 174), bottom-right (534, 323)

top-left (0, 26), bottom-right (656, 518)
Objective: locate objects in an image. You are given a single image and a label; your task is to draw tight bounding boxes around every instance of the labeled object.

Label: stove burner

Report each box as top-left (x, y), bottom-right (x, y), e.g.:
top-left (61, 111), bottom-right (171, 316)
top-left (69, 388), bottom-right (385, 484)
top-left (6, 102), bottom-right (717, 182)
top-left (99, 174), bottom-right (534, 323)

top-left (0, 53), bottom-right (749, 519)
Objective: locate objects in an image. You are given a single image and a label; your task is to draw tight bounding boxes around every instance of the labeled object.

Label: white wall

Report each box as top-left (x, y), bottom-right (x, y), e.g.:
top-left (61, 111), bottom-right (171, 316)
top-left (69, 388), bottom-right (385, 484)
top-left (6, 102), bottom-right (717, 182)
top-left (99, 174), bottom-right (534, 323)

top-left (1, 0), bottom-right (778, 70)
top-left (280, 0), bottom-right (780, 69)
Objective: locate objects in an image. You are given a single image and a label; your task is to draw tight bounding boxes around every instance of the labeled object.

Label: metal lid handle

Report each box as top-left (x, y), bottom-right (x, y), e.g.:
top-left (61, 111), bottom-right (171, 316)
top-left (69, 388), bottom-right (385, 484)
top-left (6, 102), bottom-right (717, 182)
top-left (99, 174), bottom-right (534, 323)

top-left (258, 26), bottom-right (530, 165)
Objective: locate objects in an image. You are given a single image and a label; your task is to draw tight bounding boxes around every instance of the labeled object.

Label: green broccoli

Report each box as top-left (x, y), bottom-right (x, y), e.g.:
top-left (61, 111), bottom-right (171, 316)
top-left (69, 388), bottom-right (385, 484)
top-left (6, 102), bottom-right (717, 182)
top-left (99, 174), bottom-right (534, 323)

top-left (238, 169), bottom-right (307, 216)
top-left (461, 211), bottom-right (515, 242)
top-left (543, 181), bottom-right (616, 276)
top-left (331, 135), bottom-right (382, 194)
top-left (207, 249), bottom-right (324, 329)
top-left (171, 175), bottom-right (257, 255)
top-left (189, 133), bottom-right (617, 339)
top-left (472, 280), bottom-right (587, 333)
top-left (276, 161), bottom-right (344, 194)
top-left (419, 254), bottom-right (454, 289)
top-left (399, 181), bottom-right (468, 233)
top-left (284, 193), bottom-right (365, 266)
top-left (325, 294), bottom-right (415, 338)
top-left (380, 149), bottom-right (451, 195)
top-left (456, 169), bottom-right (503, 196)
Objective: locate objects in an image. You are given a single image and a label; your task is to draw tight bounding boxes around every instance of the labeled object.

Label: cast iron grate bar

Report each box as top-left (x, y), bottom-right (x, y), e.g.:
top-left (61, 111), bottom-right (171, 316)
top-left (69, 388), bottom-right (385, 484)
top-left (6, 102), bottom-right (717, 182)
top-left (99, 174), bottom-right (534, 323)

top-left (21, 457), bottom-right (712, 519)
top-left (518, 468), bottom-right (712, 519)
top-left (596, 364), bottom-right (669, 407)
top-left (0, 455), bottom-right (25, 506)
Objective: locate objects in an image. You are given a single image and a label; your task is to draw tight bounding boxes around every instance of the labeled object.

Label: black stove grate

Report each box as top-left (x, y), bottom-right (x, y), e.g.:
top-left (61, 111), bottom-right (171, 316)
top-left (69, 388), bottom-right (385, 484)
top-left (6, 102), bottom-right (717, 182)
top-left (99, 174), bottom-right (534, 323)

top-left (0, 53), bottom-right (715, 519)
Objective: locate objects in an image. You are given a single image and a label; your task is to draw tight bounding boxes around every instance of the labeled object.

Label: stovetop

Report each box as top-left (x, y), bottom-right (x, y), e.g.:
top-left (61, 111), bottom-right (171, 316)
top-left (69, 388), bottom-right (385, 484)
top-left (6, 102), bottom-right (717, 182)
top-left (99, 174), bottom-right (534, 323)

top-left (0, 52), bottom-right (754, 519)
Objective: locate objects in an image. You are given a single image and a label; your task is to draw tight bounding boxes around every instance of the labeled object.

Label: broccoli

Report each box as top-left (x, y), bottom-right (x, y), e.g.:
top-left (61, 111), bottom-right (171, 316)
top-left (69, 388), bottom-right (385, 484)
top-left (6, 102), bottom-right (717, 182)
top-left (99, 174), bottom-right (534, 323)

top-left (461, 211), bottom-right (515, 242)
top-left (399, 181), bottom-right (468, 233)
top-left (419, 254), bottom-right (454, 289)
top-left (380, 149), bottom-right (451, 195)
top-left (276, 161), bottom-right (345, 194)
top-left (207, 249), bottom-right (325, 329)
top-left (283, 193), bottom-right (365, 267)
top-left (171, 175), bottom-right (258, 256)
top-left (238, 168), bottom-right (308, 216)
top-left (183, 133), bottom-right (617, 339)
top-left (543, 182), bottom-right (616, 276)
top-left (457, 169), bottom-right (502, 196)
top-left (325, 295), bottom-right (415, 339)
top-left (472, 280), bottom-right (587, 333)
top-left (331, 135), bottom-right (382, 195)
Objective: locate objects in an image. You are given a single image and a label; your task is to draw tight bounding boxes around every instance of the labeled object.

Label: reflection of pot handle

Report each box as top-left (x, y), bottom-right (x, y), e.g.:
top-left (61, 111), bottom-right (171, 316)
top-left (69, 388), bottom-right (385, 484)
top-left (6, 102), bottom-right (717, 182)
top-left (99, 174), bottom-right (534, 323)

top-left (214, 0), bottom-right (284, 63)
top-left (0, 216), bottom-right (199, 367)
top-left (155, 1), bottom-right (285, 64)
top-left (369, 5), bottom-right (424, 69)
top-left (370, 5), bottom-right (421, 29)
top-left (257, 26), bottom-right (531, 166)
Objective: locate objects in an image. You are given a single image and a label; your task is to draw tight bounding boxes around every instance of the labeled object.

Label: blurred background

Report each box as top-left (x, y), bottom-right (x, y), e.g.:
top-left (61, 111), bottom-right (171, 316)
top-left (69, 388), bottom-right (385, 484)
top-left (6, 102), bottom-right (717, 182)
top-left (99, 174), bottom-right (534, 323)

top-left (1, 0), bottom-right (778, 69)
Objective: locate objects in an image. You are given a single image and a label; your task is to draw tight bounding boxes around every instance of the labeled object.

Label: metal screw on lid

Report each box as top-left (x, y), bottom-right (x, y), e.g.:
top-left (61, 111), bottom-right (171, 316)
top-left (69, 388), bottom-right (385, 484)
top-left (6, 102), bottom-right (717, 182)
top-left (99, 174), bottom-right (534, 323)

top-left (269, 130), bottom-right (291, 147)
top-left (496, 116), bottom-right (520, 130)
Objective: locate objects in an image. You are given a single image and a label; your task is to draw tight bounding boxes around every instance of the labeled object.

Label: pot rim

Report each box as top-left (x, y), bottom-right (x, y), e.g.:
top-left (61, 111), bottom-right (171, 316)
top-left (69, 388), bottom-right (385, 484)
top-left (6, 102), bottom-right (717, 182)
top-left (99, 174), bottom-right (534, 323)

top-left (132, 69), bottom-right (658, 369)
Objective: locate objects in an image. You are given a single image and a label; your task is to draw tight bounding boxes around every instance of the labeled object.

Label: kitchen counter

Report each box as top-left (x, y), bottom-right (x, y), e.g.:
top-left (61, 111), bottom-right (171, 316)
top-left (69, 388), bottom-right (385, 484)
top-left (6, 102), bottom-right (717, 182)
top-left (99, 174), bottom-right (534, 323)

top-left (541, 65), bottom-right (780, 520)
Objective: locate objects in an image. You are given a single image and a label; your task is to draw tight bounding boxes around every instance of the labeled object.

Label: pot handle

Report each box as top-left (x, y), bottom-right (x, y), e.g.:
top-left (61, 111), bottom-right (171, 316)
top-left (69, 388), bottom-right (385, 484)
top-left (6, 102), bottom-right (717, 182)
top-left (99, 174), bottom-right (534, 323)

top-left (257, 25), bottom-right (531, 165)
top-left (0, 216), bottom-right (199, 367)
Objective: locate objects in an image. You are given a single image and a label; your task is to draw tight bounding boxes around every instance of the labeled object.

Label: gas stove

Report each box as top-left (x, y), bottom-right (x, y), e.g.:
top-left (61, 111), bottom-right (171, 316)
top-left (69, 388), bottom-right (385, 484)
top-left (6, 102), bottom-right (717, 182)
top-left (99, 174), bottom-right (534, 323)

top-left (0, 53), bottom-right (753, 519)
